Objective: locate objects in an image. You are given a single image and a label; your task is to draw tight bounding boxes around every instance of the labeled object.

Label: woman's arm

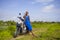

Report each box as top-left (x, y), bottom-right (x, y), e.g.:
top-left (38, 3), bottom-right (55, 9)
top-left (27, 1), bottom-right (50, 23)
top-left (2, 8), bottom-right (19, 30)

top-left (28, 16), bottom-right (31, 23)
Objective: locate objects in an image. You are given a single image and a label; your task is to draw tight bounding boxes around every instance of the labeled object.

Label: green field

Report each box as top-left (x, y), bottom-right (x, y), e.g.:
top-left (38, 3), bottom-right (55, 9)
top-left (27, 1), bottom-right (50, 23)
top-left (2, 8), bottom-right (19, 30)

top-left (0, 21), bottom-right (60, 40)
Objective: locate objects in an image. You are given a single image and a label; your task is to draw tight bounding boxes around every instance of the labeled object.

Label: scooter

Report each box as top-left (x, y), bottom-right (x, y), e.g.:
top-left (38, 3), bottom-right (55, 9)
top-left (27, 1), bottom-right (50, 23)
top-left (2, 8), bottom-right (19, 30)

top-left (13, 16), bottom-right (28, 38)
top-left (13, 23), bottom-right (27, 38)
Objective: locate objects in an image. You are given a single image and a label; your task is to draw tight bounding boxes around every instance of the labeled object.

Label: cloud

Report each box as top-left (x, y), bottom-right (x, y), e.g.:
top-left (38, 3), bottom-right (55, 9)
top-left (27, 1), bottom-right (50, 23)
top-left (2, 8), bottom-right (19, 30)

top-left (35, 0), bottom-right (54, 3)
top-left (31, 0), bottom-right (54, 5)
top-left (41, 4), bottom-right (54, 13)
top-left (7, 16), bottom-right (17, 21)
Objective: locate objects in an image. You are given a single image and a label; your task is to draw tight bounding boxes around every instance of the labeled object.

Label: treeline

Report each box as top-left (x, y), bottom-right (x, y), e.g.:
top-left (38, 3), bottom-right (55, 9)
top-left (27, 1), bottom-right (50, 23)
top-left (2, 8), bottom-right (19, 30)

top-left (31, 21), bottom-right (60, 24)
top-left (0, 20), bottom-right (60, 26)
top-left (0, 20), bottom-right (16, 26)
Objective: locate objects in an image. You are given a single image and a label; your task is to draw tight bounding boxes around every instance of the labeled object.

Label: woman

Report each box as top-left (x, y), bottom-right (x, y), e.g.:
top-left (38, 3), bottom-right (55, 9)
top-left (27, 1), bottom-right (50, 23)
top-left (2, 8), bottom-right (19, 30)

top-left (23, 11), bottom-right (36, 37)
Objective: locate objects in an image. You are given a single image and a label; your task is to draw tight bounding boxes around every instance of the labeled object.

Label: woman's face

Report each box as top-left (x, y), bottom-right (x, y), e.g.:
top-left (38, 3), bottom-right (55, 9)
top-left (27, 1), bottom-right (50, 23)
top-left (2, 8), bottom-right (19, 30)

top-left (25, 11), bottom-right (28, 16)
top-left (23, 11), bottom-right (28, 18)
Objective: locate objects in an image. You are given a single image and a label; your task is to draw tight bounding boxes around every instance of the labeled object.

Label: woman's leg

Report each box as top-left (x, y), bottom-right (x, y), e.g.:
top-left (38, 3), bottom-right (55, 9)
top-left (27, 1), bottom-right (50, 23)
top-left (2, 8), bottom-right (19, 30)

top-left (29, 31), bottom-right (37, 37)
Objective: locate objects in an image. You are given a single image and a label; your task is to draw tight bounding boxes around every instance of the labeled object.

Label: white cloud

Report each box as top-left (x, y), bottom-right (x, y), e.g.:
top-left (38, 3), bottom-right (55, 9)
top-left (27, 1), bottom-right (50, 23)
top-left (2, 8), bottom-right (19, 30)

top-left (42, 4), bottom-right (54, 13)
top-left (31, 2), bottom-right (36, 4)
top-left (8, 16), bottom-right (17, 21)
top-left (32, 0), bottom-right (54, 5)
top-left (35, 0), bottom-right (54, 3)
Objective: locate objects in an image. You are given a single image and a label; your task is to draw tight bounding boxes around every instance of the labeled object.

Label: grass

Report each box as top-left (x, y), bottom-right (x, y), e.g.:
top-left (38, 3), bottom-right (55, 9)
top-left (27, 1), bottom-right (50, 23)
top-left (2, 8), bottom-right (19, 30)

top-left (16, 22), bottom-right (60, 40)
top-left (0, 22), bottom-right (60, 40)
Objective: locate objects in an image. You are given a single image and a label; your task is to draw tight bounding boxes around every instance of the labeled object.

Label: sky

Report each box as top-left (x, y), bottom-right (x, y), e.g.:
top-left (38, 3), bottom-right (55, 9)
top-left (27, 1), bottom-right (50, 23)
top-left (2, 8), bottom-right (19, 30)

top-left (0, 0), bottom-right (60, 22)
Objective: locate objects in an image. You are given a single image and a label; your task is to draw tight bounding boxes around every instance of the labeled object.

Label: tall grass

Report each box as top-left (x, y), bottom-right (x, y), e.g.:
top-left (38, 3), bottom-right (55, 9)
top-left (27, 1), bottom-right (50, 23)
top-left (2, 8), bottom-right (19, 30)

top-left (0, 21), bottom-right (60, 40)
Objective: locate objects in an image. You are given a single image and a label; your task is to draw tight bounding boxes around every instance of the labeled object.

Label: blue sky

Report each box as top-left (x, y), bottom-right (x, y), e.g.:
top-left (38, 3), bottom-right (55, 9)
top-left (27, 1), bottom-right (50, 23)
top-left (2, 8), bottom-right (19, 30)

top-left (0, 0), bottom-right (60, 22)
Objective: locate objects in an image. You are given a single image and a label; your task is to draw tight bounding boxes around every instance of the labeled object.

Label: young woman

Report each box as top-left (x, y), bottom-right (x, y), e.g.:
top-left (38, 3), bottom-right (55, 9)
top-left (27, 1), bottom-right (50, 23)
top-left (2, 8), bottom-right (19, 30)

top-left (23, 11), bottom-right (36, 37)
